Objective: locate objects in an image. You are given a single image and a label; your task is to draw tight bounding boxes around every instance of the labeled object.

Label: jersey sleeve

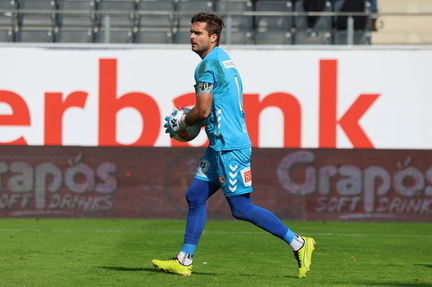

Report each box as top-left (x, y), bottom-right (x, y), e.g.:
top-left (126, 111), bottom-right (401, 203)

top-left (194, 59), bottom-right (216, 95)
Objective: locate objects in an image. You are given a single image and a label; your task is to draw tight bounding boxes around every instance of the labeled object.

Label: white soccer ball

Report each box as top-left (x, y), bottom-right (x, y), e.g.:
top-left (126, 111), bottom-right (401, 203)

top-left (172, 108), bottom-right (202, 142)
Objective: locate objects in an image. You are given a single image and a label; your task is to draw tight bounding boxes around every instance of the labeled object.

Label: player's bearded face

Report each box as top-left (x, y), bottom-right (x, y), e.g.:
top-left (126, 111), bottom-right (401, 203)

top-left (190, 22), bottom-right (216, 58)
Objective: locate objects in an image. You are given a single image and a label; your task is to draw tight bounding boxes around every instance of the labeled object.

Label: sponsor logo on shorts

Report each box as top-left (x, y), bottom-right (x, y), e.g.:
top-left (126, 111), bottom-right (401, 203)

top-left (241, 167), bottom-right (252, 187)
top-left (218, 176), bottom-right (225, 185)
top-left (199, 158), bottom-right (210, 173)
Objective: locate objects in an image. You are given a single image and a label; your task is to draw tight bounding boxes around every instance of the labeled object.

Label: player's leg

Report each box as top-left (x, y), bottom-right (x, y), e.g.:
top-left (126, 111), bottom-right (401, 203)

top-left (180, 148), bottom-right (220, 260)
top-left (226, 193), bottom-right (315, 278)
top-left (218, 148), bottom-right (316, 278)
top-left (226, 193), bottom-right (302, 249)
top-left (152, 179), bottom-right (219, 276)
top-left (216, 149), bottom-right (298, 244)
top-left (180, 179), bottom-right (220, 262)
top-left (152, 148), bottom-right (220, 276)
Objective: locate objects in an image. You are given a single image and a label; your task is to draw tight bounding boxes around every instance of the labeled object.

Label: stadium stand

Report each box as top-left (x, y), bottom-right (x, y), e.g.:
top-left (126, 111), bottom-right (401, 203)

top-left (0, 0), bottom-right (17, 42)
top-left (15, 0), bottom-right (57, 43)
top-left (293, 0), bottom-right (332, 45)
top-left (216, 0), bottom-right (254, 44)
top-left (56, 0), bottom-right (97, 43)
top-left (136, 0), bottom-right (174, 44)
top-left (333, 0), bottom-right (371, 45)
top-left (0, 0), bottom-right (429, 45)
top-left (95, 0), bottom-right (136, 43)
top-left (254, 0), bottom-right (293, 45)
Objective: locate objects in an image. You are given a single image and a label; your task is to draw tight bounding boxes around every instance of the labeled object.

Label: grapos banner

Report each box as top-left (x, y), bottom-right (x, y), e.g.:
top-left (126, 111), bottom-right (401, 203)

top-left (0, 146), bottom-right (430, 222)
top-left (1, 46), bottom-right (432, 149)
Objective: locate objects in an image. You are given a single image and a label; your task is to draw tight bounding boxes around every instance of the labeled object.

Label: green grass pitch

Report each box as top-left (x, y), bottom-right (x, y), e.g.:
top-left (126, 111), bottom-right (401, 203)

top-left (0, 219), bottom-right (431, 287)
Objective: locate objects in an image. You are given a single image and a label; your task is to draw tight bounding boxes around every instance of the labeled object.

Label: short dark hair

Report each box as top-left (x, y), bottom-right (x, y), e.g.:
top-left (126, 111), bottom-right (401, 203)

top-left (191, 12), bottom-right (224, 45)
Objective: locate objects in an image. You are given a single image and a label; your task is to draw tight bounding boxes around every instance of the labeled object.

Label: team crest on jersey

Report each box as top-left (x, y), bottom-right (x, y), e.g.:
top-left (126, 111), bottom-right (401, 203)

top-left (218, 176), bottom-right (226, 185)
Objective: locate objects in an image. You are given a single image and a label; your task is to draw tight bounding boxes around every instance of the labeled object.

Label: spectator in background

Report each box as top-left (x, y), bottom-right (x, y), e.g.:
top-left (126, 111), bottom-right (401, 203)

top-left (369, 0), bottom-right (378, 31)
top-left (336, 0), bottom-right (367, 30)
top-left (335, 0), bottom-right (378, 31)
top-left (303, 0), bottom-right (327, 30)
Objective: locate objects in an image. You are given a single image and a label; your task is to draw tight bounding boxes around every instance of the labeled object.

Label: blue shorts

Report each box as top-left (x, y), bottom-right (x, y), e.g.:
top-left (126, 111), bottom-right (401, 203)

top-left (195, 147), bottom-right (253, 197)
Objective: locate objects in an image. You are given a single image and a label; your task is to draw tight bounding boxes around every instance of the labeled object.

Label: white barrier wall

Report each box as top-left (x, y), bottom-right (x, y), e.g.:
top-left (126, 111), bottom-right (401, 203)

top-left (1, 45), bottom-right (431, 149)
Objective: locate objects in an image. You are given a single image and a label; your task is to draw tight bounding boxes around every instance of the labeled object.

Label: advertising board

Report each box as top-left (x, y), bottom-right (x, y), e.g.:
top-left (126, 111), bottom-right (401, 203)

top-left (1, 45), bottom-right (431, 221)
top-left (1, 46), bottom-right (432, 149)
top-left (0, 146), bottom-right (430, 222)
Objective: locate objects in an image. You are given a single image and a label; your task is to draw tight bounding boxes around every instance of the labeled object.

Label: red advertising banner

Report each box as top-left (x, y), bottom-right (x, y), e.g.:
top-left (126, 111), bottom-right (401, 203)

top-left (2, 47), bottom-right (432, 149)
top-left (0, 146), bottom-right (430, 222)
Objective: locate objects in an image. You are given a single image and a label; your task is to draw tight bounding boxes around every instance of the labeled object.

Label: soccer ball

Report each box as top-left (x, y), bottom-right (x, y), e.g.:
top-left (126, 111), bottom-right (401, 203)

top-left (172, 108), bottom-right (202, 142)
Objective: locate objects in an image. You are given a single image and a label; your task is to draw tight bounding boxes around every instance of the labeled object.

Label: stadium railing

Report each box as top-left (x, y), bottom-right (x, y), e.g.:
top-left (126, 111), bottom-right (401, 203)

top-left (0, 1), bottom-right (430, 45)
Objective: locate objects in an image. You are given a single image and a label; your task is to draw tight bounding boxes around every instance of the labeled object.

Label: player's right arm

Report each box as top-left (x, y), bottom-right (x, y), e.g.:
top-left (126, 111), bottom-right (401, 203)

top-left (185, 82), bottom-right (213, 126)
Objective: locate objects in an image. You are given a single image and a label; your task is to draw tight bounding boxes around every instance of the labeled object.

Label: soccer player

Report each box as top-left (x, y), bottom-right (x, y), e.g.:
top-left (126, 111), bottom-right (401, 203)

top-left (152, 12), bottom-right (316, 278)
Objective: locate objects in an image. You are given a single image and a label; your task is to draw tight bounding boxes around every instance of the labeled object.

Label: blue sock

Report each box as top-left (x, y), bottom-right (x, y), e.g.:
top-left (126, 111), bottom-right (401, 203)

top-left (283, 229), bottom-right (296, 244)
top-left (181, 243), bottom-right (197, 255)
top-left (182, 179), bottom-right (219, 254)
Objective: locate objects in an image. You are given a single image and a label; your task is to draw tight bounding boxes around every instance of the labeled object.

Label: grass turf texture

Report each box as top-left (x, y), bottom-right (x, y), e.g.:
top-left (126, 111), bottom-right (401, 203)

top-left (0, 219), bottom-right (431, 287)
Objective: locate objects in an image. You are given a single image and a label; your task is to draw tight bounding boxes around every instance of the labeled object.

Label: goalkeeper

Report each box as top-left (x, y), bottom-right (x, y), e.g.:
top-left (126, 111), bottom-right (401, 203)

top-left (153, 12), bottom-right (316, 278)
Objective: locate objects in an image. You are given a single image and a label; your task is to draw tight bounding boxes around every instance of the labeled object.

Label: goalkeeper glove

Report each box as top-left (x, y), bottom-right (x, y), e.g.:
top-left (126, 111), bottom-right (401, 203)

top-left (164, 108), bottom-right (187, 137)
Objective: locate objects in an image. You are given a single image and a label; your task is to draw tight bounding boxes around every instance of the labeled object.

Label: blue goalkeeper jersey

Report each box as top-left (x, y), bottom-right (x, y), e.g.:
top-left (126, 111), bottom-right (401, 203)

top-left (194, 47), bottom-right (251, 152)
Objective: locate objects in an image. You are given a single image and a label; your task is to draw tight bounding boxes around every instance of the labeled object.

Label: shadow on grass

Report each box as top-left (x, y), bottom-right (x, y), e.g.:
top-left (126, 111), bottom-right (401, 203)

top-left (99, 266), bottom-right (155, 272)
top-left (355, 282), bottom-right (430, 286)
top-left (99, 266), bottom-right (216, 276)
top-left (239, 273), bottom-right (296, 279)
top-left (414, 263), bottom-right (432, 268)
